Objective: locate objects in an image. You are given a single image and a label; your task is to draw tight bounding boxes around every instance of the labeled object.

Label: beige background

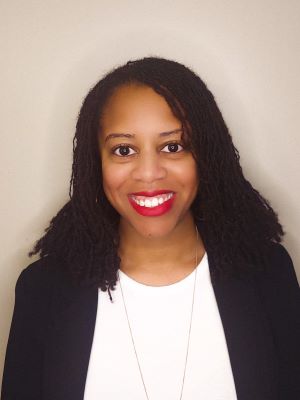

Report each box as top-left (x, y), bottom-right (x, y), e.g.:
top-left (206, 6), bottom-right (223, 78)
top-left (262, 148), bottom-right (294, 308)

top-left (0, 0), bottom-right (299, 386)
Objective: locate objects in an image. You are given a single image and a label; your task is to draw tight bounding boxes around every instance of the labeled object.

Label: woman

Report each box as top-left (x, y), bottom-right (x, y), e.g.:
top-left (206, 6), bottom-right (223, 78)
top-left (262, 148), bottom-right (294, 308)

top-left (1, 57), bottom-right (300, 400)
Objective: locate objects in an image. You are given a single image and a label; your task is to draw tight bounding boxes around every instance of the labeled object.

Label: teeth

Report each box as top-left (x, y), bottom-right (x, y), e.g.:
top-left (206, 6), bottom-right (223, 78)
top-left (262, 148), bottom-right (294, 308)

top-left (131, 193), bottom-right (174, 208)
top-left (152, 198), bottom-right (159, 207)
top-left (145, 199), bottom-right (152, 207)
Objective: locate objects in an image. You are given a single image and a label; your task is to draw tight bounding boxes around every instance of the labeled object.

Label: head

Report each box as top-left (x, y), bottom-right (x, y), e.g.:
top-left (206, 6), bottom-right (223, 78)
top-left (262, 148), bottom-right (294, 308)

top-left (30, 57), bottom-right (283, 292)
top-left (71, 57), bottom-right (241, 237)
top-left (98, 82), bottom-right (199, 240)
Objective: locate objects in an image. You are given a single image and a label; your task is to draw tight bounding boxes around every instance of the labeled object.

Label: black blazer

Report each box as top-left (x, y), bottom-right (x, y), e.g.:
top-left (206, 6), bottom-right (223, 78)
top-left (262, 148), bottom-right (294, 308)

top-left (1, 243), bottom-right (300, 400)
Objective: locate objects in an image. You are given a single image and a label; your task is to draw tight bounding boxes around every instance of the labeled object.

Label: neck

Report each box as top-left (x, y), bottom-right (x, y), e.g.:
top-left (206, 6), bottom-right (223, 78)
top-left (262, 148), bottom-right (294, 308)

top-left (118, 214), bottom-right (205, 285)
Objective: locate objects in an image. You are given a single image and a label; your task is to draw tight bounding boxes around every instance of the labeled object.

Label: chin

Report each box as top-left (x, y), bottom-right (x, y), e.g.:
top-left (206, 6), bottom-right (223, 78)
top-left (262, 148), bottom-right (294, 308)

top-left (128, 219), bottom-right (179, 239)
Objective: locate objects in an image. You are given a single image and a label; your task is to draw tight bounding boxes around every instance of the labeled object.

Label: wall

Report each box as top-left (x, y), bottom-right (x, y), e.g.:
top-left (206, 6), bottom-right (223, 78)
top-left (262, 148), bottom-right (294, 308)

top-left (1, 0), bottom-right (299, 385)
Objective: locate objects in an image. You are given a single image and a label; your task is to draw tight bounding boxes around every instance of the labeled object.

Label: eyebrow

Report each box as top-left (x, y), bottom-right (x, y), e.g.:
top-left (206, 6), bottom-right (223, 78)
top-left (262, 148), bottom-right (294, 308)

top-left (104, 128), bottom-right (183, 143)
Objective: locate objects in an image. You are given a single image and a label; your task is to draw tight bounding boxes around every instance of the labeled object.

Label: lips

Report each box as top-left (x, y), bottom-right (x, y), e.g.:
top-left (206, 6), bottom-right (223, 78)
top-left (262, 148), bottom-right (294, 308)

top-left (129, 190), bottom-right (175, 197)
top-left (128, 192), bottom-right (176, 217)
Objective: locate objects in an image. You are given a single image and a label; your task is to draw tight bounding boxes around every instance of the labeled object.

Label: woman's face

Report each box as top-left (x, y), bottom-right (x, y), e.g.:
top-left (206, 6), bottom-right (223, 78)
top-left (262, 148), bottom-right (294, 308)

top-left (98, 84), bottom-right (199, 238)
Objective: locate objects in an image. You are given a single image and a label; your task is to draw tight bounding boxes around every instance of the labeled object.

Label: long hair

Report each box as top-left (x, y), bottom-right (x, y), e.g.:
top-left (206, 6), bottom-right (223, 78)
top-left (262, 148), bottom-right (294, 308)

top-left (29, 57), bottom-right (284, 299)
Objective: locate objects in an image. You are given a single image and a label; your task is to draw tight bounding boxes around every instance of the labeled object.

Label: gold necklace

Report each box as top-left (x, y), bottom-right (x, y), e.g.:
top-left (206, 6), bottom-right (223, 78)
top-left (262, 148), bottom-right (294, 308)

top-left (118, 226), bottom-right (199, 400)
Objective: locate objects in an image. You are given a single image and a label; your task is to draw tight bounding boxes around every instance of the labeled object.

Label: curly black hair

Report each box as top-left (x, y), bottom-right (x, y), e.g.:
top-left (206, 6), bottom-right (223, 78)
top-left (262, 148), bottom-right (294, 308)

top-left (28, 56), bottom-right (284, 300)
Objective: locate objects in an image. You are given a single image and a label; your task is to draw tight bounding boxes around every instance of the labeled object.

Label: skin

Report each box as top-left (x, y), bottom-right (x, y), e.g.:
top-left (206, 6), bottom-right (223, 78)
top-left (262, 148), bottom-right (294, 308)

top-left (99, 83), bottom-right (205, 286)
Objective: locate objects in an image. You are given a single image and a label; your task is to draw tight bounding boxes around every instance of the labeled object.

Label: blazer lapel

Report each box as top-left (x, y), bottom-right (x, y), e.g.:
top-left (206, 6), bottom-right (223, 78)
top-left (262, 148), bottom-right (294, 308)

top-left (211, 268), bottom-right (278, 400)
top-left (43, 278), bottom-right (98, 400)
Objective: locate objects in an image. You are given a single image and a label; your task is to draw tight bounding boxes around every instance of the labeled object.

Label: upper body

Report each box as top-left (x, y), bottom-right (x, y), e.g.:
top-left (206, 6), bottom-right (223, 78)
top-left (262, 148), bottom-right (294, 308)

top-left (2, 242), bottom-right (300, 400)
top-left (2, 58), bottom-right (299, 400)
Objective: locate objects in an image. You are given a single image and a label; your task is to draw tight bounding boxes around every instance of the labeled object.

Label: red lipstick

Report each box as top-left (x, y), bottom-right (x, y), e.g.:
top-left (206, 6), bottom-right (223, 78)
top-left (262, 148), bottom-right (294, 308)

top-left (128, 191), bottom-right (176, 217)
top-left (129, 190), bottom-right (174, 197)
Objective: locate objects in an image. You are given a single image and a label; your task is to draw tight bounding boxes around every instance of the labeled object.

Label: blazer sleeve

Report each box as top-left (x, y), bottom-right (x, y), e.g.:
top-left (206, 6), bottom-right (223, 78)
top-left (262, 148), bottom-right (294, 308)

top-left (257, 244), bottom-right (300, 399)
top-left (1, 260), bottom-right (53, 400)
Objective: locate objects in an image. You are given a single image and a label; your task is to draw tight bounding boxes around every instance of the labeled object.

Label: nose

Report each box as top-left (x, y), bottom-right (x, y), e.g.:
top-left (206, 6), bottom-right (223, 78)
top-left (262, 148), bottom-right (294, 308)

top-left (131, 151), bottom-right (167, 183)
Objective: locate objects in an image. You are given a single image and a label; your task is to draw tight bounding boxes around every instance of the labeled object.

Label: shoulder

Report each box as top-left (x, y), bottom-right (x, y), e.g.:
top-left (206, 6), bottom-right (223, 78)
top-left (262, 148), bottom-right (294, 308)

top-left (15, 255), bottom-right (71, 300)
top-left (2, 257), bottom-right (72, 396)
top-left (255, 243), bottom-right (300, 393)
top-left (257, 242), bottom-right (299, 287)
top-left (253, 242), bottom-right (300, 318)
top-left (266, 242), bottom-right (294, 266)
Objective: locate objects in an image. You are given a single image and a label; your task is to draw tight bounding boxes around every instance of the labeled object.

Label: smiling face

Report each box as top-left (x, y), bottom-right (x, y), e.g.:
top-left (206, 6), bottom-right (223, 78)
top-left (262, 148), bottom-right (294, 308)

top-left (98, 83), bottom-right (199, 239)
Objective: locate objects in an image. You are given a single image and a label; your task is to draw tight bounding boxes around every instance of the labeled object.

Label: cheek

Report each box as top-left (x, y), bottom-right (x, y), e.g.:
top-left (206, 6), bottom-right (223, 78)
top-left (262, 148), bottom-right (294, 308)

top-left (176, 157), bottom-right (199, 187)
top-left (189, 163), bottom-right (199, 187)
top-left (101, 160), bottom-right (129, 199)
top-left (186, 171), bottom-right (199, 199)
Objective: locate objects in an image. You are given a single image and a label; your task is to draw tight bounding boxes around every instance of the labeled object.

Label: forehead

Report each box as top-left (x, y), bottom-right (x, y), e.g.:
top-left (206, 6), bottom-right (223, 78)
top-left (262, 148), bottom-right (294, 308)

top-left (103, 83), bottom-right (167, 111)
top-left (100, 84), bottom-right (180, 132)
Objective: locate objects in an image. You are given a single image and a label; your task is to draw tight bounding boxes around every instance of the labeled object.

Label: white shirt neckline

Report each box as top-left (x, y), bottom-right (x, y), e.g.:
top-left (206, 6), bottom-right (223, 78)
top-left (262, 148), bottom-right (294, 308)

top-left (118, 252), bottom-right (208, 293)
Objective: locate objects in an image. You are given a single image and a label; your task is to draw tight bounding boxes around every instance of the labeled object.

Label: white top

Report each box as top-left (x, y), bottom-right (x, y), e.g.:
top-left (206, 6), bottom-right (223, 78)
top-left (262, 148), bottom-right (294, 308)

top-left (84, 253), bottom-right (238, 399)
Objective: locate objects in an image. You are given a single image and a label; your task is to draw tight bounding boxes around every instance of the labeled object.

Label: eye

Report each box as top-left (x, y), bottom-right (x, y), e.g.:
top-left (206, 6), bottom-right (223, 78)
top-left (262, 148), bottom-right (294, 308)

top-left (161, 142), bottom-right (184, 153)
top-left (112, 145), bottom-right (136, 157)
